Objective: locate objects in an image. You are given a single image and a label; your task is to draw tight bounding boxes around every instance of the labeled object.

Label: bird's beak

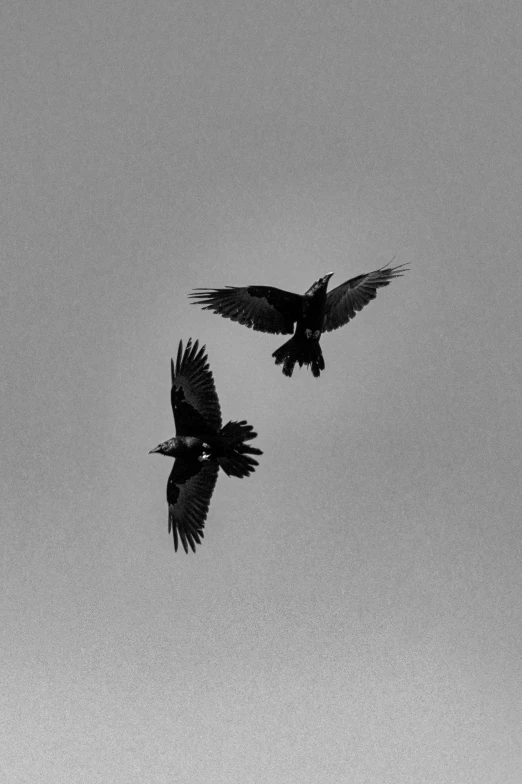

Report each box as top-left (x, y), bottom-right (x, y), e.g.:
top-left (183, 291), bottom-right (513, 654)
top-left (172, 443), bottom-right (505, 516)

top-left (324, 272), bottom-right (334, 282)
top-left (148, 444), bottom-right (162, 454)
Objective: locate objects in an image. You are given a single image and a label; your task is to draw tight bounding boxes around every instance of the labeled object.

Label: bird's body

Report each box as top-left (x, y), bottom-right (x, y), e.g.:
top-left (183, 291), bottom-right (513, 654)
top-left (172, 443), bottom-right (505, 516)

top-left (190, 260), bottom-right (408, 377)
top-left (295, 276), bottom-right (331, 337)
top-left (149, 339), bottom-right (262, 553)
top-left (271, 274), bottom-right (332, 377)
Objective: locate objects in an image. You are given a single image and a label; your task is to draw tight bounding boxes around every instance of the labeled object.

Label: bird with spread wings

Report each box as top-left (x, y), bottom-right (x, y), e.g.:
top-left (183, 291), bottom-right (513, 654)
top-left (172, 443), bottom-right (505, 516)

top-left (149, 339), bottom-right (262, 553)
top-left (190, 260), bottom-right (408, 378)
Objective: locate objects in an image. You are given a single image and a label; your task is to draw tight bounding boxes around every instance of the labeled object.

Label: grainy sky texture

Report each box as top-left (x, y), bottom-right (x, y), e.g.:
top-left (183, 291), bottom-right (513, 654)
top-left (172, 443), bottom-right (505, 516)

top-left (2, 1), bottom-right (522, 782)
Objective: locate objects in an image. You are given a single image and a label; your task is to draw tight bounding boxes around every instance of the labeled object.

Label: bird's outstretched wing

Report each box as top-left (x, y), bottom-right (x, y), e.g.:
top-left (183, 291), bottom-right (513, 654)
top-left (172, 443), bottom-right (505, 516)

top-left (171, 339), bottom-right (222, 437)
top-left (189, 286), bottom-right (302, 335)
top-left (323, 261), bottom-right (408, 333)
top-left (167, 459), bottom-right (220, 553)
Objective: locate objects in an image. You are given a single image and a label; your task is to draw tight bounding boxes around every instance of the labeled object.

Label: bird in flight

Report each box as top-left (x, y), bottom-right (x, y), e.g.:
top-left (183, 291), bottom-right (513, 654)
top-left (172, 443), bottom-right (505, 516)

top-left (190, 260), bottom-right (408, 378)
top-left (149, 339), bottom-right (262, 553)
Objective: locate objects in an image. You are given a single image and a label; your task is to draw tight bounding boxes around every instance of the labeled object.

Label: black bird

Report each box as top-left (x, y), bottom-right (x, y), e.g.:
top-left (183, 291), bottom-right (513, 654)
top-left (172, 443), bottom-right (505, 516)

top-left (149, 339), bottom-right (262, 553)
top-left (190, 260), bottom-right (408, 378)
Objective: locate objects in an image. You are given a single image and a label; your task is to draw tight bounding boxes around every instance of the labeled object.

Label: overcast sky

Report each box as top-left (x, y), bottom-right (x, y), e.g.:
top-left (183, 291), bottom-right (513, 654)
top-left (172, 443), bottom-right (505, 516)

top-left (2, 1), bottom-right (522, 782)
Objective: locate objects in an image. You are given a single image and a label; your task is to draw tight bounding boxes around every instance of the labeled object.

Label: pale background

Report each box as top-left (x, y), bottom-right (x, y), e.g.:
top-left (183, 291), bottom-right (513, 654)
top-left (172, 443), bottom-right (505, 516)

top-left (2, 1), bottom-right (522, 782)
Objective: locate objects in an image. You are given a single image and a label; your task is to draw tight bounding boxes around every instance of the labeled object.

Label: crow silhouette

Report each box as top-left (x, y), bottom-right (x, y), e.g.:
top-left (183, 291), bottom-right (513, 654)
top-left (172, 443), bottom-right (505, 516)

top-left (190, 260), bottom-right (408, 377)
top-left (149, 339), bottom-right (262, 553)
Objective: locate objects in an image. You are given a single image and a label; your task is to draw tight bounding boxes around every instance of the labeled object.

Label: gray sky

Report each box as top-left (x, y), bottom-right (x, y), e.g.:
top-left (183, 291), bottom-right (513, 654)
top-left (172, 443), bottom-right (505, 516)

top-left (2, 1), bottom-right (522, 781)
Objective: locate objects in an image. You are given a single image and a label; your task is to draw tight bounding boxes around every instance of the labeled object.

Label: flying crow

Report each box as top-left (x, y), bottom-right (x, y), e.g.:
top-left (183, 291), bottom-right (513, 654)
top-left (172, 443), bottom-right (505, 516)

top-left (149, 339), bottom-right (262, 553)
top-left (190, 260), bottom-right (408, 377)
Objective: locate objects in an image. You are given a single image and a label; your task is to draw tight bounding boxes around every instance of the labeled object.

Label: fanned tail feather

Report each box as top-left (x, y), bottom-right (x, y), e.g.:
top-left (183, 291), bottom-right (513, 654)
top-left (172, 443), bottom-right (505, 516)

top-left (218, 420), bottom-right (262, 478)
top-left (272, 337), bottom-right (325, 378)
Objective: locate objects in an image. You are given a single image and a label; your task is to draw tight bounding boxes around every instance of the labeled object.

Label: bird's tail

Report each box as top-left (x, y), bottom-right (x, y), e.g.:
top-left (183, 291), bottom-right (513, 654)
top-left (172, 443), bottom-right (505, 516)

top-left (218, 420), bottom-right (263, 478)
top-left (272, 336), bottom-right (325, 378)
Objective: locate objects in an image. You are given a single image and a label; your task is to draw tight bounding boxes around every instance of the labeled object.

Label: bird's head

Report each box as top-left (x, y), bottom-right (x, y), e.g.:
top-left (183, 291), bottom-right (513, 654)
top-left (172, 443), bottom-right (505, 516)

top-left (319, 272), bottom-right (334, 287)
top-left (305, 272), bottom-right (334, 296)
top-left (148, 437), bottom-right (178, 457)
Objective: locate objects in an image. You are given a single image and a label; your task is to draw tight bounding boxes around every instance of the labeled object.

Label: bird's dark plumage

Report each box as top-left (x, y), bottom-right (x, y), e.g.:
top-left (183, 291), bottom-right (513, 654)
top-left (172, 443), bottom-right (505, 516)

top-left (170, 338), bottom-right (222, 436)
top-left (190, 285), bottom-right (302, 335)
top-left (190, 260), bottom-right (408, 377)
top-left (322, 263), bottom-right (406, 332)
top-left (149, 339), bottom-right (262, 553)
top-left (167, 459), bottom-right (219, 554)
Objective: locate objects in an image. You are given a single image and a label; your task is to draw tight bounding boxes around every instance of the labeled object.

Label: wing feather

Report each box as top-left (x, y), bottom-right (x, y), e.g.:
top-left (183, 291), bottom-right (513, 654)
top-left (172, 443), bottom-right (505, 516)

top-left (323, 261), bottom-right (408, 332)
top-left (171, 339), bottom-right (222, 436)
top-left (167, 459), bottom-right (219, 553)
top-left (189, 286), bottom-right (302, 335)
